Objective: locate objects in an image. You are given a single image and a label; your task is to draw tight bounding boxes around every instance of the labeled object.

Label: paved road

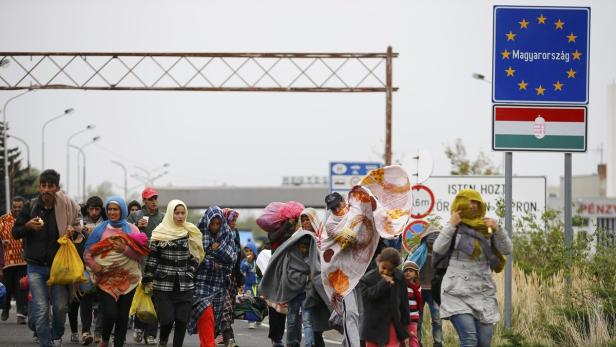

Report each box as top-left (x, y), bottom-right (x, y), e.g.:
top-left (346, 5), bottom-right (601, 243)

top-left (0, 306), bottom-right (344, 347)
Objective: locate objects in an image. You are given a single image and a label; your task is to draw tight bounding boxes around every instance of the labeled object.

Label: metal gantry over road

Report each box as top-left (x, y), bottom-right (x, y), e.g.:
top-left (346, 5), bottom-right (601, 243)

top-left (0, 48), bottom-right (398, 164)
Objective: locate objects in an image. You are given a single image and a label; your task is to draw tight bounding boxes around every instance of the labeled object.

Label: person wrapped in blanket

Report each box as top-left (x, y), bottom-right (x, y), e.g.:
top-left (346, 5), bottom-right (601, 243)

top-left (188, 206), bottom-right (237, 347)
top-left (260, 229), bottom-right (327, 347)
top-left (219, 208), bottom-right (244, 347)
top-left (83, 196), bottom-right (150, 347)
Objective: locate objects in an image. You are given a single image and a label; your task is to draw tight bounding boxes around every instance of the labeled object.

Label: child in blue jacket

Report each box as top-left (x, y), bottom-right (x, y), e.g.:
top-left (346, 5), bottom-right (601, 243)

top-left (240, 241), bottom-right (259, 328)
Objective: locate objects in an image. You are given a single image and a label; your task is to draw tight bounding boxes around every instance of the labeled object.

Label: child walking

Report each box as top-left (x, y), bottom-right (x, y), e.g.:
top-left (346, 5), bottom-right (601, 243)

top-left (359, 247), bottom-right (410, 347)
top-left (403, 261), bottom-right (423, 347)
top-left (240, 241), bottom-right (259, 328)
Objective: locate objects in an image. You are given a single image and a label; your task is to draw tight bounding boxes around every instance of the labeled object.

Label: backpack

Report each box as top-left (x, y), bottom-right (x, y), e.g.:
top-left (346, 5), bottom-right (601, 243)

top-left (430, 229), bottom-right (458, 306)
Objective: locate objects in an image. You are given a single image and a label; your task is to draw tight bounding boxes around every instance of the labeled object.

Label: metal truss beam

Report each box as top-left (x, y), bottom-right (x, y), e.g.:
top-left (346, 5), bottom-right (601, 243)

top-left (0, 51), bottom-right (398, 92)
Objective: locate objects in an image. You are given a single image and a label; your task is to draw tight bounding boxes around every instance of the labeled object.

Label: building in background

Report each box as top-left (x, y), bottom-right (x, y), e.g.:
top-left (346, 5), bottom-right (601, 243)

top-left (608, 83), bottom-right (616, 197)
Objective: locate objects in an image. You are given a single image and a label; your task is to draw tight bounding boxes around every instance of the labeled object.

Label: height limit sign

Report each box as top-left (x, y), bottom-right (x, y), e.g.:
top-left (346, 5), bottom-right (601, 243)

top-left (410, 184), bottom-right (435, 219)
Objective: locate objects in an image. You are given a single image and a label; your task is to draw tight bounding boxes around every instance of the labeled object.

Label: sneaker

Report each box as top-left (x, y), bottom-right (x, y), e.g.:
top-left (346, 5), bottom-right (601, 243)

top-left (133, 329), bottom-right (144, 343)
top-left (71, 333), bottom-right (80, 343)
top-left (255, 321), bottom-right (262, 327)
top-left (33, 333), bottom-right (39, 344)
top-left (216, 335), bottom-right (224, 345)
top-left (271, 341), bottom-right (284, 347)
top-left (225, 338), bottom-right (239, 347)
top-left (82, 332), bottom-right (94, 346)
top-left (52, 339), bottom-right (63, 347)
top-left (16, 313), bottom-right (26, 324)
top-left (248, 322), bottom-right (256, 329)
top-left (145, 336), bottom-right (157, 345)
top-left (1, 310), bottom-right (8, 321)
top-left (94, 335), bottom-right (101, 344)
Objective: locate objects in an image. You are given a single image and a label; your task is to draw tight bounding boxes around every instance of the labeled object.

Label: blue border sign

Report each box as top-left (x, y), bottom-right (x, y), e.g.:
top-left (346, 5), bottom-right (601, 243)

top-left (329, 161), bottom-right (382, 194)
top-left (492, 6), bottom-right (590, 104)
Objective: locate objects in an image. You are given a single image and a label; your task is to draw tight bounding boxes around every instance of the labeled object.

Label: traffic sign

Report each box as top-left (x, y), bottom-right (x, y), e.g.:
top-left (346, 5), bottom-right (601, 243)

top-left (329, 161), bottom-right (382, 194)
top-left (420, 176), bottom-right (546, 222)
top-left (493, 104), bottom-right (587, 152)
top-left (492, 6), bottom-right (590, 104)
top-left (410, 184), bottom-right (435, 219)
top-left (402, 220), bottom-right (428, 252)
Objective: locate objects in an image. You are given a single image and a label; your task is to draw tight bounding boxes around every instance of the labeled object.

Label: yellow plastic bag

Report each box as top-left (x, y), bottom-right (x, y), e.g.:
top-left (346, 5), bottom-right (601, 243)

top-left (47, 235), bottom-right (87, 285)
top-left (129, 283), bottom-right (157, 325)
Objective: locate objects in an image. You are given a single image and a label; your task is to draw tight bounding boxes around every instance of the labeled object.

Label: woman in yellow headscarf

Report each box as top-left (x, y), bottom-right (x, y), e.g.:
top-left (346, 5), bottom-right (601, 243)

top-left (433, 189), bottom-right (512, 347)
top-left (141, 200), bottom-right (204, 347)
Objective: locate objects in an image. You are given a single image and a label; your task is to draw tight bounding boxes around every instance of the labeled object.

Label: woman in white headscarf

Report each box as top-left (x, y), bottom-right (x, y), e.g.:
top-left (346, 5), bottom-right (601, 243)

top-left (142, 200), bottom-right (204, 347)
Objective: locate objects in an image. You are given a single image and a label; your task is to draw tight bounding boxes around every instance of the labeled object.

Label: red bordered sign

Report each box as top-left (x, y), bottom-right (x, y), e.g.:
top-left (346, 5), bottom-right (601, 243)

top-left (402, 220), bottom-right (429, 252)
top-left (410, 184), bottom-right (435, 219)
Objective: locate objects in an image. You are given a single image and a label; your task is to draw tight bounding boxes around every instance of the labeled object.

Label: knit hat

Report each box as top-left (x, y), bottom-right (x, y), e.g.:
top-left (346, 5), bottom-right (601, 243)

top-left (403, 260), bottom-right (419, 272)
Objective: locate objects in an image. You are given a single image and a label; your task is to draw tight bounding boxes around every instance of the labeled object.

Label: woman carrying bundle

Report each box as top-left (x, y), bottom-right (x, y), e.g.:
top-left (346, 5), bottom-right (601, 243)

top-left (83, 196), bottom-right (149, 347)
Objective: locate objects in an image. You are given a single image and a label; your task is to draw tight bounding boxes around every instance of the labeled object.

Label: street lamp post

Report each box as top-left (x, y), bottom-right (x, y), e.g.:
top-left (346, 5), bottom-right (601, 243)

top-left (111, 160), bottom-right (128, 198)
top-left (66, 125), bottom-right (95, 197)
top-left (42, 108), bottom-right (74, 169)
top-left (70, 136), bottom-right (100, 202)
top-left (134, 163), bottom-right (170, 186)
top-left (7, 134), bottom-right (30, 168)
top-left (2, 89), bottom-right (34, 213)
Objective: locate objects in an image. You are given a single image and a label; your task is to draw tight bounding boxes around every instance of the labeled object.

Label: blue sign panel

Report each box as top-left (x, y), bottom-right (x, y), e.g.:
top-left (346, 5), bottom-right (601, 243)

top-left (329, 161), bottom-right (382, 194)
top-left (493, 6), bottom-right (590, 104)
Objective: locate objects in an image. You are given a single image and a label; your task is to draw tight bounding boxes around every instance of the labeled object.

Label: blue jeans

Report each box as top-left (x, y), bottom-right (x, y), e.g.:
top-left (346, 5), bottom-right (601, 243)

top-left (418, 289), bottom-right (443, 347)
top-left (450, 314), bottom-right (494, 347)
top-left (286, 292), bottom-right (314, 347)
top-left (28, 264), bottom-right (69, 347)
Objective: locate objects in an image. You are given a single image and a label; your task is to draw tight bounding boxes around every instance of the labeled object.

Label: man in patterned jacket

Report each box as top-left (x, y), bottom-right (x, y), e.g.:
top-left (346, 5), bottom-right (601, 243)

top-left (0, 196), bottom-right (27, 324)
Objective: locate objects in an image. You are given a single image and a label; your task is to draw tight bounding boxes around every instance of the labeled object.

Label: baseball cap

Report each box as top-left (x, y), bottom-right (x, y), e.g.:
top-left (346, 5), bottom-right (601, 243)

top-left (142, 187), bottom-right (159, 200)
top-left (325, 192), bottom-right (343, 210)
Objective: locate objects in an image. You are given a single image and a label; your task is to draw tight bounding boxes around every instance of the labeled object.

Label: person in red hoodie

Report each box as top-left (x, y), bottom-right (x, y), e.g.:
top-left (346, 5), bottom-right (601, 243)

top-left (403, 261), bottom-right (423, 347)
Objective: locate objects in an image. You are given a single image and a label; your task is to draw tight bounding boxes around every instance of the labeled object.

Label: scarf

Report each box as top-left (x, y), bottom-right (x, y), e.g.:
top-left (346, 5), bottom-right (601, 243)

top-left (299, 208), bottom-right (323, 239)
top-left (54, 190), bottom-right (82, 238)
top-left (223, 208), bottom-right (239, 224)
top-left (151, 199), bottom-right (205, 263)
top-left (450, 189), bottom-right (505, 272)
top-left (84, 196), bottom-right (132, 251)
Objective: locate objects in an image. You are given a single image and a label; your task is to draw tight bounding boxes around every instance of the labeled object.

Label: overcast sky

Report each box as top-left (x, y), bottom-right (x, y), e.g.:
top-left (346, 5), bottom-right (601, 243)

top-left (2, 0), bottom-right (615, 200)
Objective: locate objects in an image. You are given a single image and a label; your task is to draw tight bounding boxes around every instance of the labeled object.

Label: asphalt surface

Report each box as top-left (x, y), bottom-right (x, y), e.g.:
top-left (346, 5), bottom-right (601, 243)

top-left (0, 303), bottom-right (344, 347)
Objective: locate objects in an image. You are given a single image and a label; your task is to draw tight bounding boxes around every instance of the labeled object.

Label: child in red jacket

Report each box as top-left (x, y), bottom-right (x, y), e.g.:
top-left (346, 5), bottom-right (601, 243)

top-left (403, 261), bottom-right (423, 347)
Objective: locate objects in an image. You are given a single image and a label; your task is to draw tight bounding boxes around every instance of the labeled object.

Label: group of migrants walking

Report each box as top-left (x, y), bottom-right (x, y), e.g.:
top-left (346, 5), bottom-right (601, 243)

top-left (0, 165), bottom-right (512, 347)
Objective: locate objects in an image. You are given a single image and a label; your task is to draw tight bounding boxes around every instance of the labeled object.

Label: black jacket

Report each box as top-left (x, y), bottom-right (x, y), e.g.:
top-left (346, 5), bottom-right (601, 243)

top-left (12, 198), bottom-right (60, 266)
top-left (359, 268), bottom-right (410, 345)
